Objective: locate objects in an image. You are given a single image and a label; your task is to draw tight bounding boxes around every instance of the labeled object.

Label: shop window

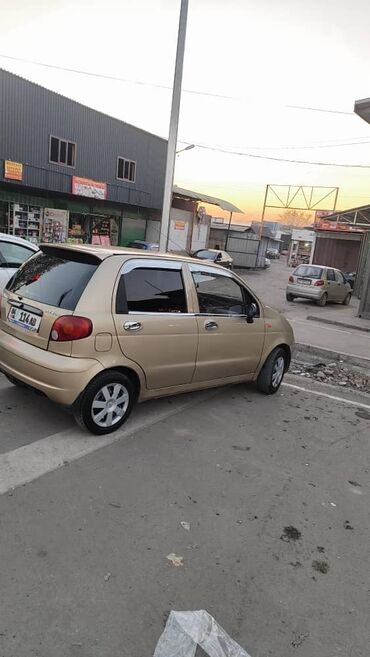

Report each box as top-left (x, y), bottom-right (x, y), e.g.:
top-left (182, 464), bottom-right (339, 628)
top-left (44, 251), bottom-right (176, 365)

top-left (50, 136), bottom-right (76, 167)
top-left (117, 157), bottom-right (136, 182)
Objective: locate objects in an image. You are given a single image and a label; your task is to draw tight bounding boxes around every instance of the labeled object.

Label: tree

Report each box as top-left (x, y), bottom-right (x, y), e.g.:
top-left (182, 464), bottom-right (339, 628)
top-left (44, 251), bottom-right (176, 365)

top-left (278, 209), bottom-right (313, 227)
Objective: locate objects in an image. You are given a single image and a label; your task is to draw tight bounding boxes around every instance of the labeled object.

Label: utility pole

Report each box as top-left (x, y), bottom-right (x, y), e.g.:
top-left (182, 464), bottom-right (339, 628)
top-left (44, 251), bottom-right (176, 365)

top-left (159, 0), bottom-right (189, 252)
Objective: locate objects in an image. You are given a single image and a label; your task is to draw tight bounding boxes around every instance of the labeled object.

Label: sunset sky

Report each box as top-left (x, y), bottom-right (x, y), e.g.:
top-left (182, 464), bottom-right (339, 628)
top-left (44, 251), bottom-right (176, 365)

top-left (2, 0), bottom-right (370, 223)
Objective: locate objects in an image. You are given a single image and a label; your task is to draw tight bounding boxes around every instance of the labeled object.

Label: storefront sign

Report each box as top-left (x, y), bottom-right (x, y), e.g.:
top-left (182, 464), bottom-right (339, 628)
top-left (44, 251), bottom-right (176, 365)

top-left (316, 220), bottom-right (363, 233)
top-left (72, 176), bottom-right (107, 200)
top-left (174, 220), bottom-right (186, 230)
top-left (4, 160), bottom-right (23, 181)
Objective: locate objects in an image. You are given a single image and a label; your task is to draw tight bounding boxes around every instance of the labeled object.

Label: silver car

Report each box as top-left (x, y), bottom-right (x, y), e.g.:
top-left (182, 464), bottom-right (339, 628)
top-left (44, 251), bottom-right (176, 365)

top-left (286, 264), bottom-right (352, 307)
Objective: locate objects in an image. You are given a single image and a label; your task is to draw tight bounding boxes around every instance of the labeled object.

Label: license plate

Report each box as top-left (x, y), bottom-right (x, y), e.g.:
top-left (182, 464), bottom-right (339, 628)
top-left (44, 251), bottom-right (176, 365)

top-left (7, 306), bottom-right (41, 332)
top-left (298, 278), bottom-right (311, 285)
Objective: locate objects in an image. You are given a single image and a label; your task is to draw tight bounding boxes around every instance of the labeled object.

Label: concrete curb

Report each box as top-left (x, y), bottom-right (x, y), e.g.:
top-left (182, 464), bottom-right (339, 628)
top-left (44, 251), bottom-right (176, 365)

top-left (306, 315), bottom-right (370, 334)
top-left (293, 342), bottom-right (370, 371)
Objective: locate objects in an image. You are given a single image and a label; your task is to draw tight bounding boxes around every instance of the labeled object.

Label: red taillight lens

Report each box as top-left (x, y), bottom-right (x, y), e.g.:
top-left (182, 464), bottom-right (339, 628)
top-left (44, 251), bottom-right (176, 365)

top-left (314, 279), bottom-right (325, 286)
top-left (50, 316), bottom-right (92, 342)
top-left (288, 276), bottom-right (294, 283)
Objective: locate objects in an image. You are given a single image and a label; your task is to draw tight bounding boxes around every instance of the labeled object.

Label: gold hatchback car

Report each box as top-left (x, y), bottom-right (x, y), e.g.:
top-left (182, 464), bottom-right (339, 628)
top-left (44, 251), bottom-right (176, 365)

top-left (0, 245), bottom-right (294, 434)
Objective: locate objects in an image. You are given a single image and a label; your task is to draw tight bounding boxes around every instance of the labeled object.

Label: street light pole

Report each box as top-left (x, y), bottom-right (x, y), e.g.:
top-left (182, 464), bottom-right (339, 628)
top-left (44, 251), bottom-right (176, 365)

top-left (159, 0), bottom-right (189, 252)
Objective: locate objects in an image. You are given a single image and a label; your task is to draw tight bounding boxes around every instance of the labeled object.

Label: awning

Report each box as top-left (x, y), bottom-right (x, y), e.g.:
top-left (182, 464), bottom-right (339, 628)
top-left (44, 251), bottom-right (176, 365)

top-left (173, 185), bottom-right (243, 214)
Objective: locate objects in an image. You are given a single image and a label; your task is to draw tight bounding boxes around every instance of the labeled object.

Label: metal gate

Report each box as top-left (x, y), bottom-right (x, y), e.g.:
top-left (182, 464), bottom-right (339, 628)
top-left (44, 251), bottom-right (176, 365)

top-left (226, 235), bottom-right (266, 268)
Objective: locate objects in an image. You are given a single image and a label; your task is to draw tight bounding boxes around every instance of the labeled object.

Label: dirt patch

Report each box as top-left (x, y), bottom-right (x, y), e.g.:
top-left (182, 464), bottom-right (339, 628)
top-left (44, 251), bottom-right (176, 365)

top-left (312, 560), bottom-right (329, 574)
top-left (355, 409), bottom-right (370, 420)
top-left (281, 526), bottom-right (302, 542)
top-left (232, 445), bottom-right (251, 451)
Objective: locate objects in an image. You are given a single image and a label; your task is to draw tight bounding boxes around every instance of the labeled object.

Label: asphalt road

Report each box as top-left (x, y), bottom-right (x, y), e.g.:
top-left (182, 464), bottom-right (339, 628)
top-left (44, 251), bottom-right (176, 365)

top-left (0, 372), bottom-right (369, 657)
top-left (239, 260), bottom-right (370, 359)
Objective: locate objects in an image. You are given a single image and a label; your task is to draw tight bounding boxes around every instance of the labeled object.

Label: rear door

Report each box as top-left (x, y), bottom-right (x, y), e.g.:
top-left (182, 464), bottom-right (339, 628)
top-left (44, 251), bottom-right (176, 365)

top-left (113, 258), bottom-right (198, 389)
top-left (0, 246), bottom-right (99, 351)
top-left (189, 264), bottom-right (265, 382)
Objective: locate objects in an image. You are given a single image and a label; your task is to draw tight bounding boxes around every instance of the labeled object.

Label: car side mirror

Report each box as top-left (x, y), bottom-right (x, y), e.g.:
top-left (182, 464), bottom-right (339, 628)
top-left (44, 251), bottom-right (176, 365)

top-left (216, 253), bottom-right (222, 261)
top-left (246, 302), bottom-right (257, 324)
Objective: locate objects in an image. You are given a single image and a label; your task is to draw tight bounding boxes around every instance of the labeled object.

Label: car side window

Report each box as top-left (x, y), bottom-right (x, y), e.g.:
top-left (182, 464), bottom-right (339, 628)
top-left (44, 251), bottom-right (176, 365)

top-left (0, 242), bottom-right (34, 268)
top-left (327, 269), bottom-right (335, 281)
top-left (335, 270), bottom-right (345, 283)
top-left (116, 267), bottom-right (187, 314)
top-left (191, 268), bottom-right (258, 316)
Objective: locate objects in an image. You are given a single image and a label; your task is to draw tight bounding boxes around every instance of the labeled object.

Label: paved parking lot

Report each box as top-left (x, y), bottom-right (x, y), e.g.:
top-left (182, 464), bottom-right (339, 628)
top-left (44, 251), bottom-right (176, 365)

top-left (239, 260), bottom-right (370, 359)
top-left (0, 371), bottom-right (369, 657)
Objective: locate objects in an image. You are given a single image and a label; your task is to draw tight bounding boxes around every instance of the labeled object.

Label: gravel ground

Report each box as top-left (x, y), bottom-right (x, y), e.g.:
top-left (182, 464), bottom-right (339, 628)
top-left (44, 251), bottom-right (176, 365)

top-left (290, 359), bottom-right (370, 394)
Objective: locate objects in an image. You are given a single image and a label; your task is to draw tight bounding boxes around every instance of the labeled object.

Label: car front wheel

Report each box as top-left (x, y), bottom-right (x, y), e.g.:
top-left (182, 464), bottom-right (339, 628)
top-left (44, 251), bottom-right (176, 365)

top-left (257, 347), bottom-right (288, 395)
top-left (74, 371), bottom-right (136, 435)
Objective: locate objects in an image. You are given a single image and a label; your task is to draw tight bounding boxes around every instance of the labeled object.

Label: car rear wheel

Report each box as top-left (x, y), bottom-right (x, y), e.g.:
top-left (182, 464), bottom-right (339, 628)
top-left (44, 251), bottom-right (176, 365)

top-left (74, 371), bottom-right (136, 435)
top-left (257, 347), bottom-right (288, 395)
top-left (286, 293), bottom-right (295, 302)
top-left (342, 292), bottom-right (351, 305)
top-left (316, 292), bottom-right (328, 307)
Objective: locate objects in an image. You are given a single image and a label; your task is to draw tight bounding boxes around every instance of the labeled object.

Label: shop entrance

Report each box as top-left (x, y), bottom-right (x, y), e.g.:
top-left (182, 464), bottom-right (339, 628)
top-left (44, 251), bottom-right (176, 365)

top-left (0, 201), bottom-right (9, 233)
top-left (68, 213), bottom-right (119, 246)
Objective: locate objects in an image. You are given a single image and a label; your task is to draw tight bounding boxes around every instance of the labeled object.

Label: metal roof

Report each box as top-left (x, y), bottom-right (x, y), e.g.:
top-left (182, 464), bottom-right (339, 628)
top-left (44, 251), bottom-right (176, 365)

top-left (318, 204), bottom-right (370, 227)
top-left (173, 185), bottom-right (243, 213)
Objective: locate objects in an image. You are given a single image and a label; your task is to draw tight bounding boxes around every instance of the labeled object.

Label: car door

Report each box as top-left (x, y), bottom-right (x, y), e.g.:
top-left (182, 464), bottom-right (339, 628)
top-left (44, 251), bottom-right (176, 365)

top-left (334, 270), bottom-right (348, 300)
top-left (189, 263), bottom-right (265, 382)
top-left (325, 268), bottom-right (337, 300)
top-left (113, 258), bottom-right (198, 390)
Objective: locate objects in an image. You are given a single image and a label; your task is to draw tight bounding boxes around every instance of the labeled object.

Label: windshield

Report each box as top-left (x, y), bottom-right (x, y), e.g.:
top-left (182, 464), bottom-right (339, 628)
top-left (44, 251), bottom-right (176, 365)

top-left (294, 266), bottom-right (323, 279)
top-left (6, 249), bottom-right (99, 310)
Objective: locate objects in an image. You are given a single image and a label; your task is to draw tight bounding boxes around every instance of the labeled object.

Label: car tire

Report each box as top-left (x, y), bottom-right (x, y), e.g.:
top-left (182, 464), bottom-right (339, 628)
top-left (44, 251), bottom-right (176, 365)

top-left (286, 293), bottom-right (295, 302)
top-left (74, 371), bottom-right (136, 435)
top-left (316, 293), bottom-right (328, 307)
top-left (257, 347), bottom-right (288, 395)
top-left (343, 292), bottom-right (351, 305)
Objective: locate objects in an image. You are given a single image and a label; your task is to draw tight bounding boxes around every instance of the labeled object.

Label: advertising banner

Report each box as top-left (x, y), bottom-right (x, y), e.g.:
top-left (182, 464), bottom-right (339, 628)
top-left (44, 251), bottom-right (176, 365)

top-left (72, 176), bottom-right (107, 200)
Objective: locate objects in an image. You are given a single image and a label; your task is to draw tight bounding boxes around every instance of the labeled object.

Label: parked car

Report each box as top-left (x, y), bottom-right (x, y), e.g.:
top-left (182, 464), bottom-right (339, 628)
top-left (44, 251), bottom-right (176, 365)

top-left (286, 264), bottom-right (352, 306)
top-left (192, 248), bottom-right (233, 269)
top-left (0, 233), bottom-right (39, 292)
top-left (266, 248), bottom-right (280, 259)
top-left (126, 240), bottom-right (159, 251)
top-left (0, 245), bottom-right (294, 434)
top-left (343, 271), bottom-right (356, 289)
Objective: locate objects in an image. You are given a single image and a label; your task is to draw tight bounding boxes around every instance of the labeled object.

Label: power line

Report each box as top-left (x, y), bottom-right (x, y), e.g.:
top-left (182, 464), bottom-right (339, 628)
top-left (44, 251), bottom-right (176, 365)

top-left (188, 142), bottom-right (370, 168)
top-left (0, 53), bottom-right (356, 115)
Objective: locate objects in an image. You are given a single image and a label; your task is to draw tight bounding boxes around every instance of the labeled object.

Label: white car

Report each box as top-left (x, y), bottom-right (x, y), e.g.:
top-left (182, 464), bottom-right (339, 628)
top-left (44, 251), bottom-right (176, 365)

top-left (0, 234), bottom-right (39, 292)
top-left (193, 248), bottom-right (233, 269)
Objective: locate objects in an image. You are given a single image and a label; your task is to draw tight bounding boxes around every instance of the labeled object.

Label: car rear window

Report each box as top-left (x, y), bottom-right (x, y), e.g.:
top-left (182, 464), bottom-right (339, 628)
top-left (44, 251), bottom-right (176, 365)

top-left (294, 266), bottom-right (323, 279)
top-left (195, 250), bottom-right (215, 259)
top-left (6, 247), bottom-right (99, 311)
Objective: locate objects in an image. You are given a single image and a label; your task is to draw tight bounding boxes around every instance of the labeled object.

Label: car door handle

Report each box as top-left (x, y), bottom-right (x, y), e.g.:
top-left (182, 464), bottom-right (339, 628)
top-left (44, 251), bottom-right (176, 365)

top-left (124, 321), bottom-right (142, 332)
top-left (204, 320), bottom-right (218, 330)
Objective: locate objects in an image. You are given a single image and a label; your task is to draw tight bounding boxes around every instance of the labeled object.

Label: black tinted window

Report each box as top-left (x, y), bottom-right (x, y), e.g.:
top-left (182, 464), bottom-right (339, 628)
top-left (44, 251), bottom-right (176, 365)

top-left (192, 270), bottom-right (257, 315)
top-left (7, 250), bottom-right (98, 310)
top-left (295, 266), bottom-right (322, 279)
top-left (122, 268), bottom-right (187, 313)
top-left (194, 250), bottom-right (216, 260)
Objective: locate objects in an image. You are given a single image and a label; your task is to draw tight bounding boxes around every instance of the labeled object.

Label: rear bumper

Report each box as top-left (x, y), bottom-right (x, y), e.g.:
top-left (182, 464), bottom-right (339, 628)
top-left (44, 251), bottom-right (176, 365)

top-left (286, 284), bottom-right (323, 300)
top-left (0, 329), bottom-right (103, 405)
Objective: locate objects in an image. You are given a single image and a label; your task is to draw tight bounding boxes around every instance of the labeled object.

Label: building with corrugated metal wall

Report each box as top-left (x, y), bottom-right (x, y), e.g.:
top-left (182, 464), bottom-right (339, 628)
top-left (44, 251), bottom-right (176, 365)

top-left (0, 68), bottom-right (167, 246)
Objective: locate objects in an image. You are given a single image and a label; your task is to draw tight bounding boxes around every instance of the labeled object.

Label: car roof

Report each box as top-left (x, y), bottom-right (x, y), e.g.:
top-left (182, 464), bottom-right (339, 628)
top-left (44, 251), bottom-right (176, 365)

top-left (39, 242), bottom-right (222, 267)
top-left (296, 264), bottom-right (339, 270)
top-left (0, 232), bottom-right (39, 250)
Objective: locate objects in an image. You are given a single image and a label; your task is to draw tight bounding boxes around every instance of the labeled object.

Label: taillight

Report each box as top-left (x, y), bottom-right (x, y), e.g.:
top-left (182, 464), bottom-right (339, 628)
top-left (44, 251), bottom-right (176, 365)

top-left (288, 276), bottom-right (294, 283)
top-left (50, 316), bottom-right (92, 342)
top-left (314, 280), bottom-right (325, 286)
